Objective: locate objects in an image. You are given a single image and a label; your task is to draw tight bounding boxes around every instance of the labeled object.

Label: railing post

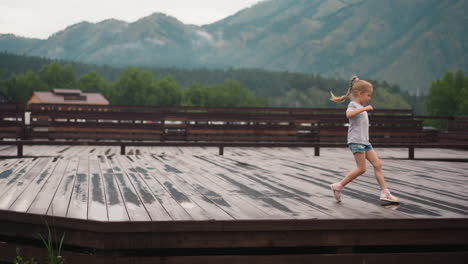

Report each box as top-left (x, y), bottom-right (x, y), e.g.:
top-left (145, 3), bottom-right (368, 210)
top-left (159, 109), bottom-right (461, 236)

top-left (409, 147), bottom-right (414, 160)
top-left (314, 146), bottom-right (320, 156)
top-left (18, 144), bottom-right (23, 158)
top-left (219, 146), bottom-right (224, 156)
top-left (23, 111), bottom-right (32, 140)
top-left (121, 145), bottom-right (126, 155)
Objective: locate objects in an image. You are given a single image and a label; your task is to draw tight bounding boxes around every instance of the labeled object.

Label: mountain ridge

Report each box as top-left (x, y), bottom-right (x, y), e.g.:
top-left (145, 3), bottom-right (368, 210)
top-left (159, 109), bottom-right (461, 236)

top-left (0, 0), bottom-right (466, 93)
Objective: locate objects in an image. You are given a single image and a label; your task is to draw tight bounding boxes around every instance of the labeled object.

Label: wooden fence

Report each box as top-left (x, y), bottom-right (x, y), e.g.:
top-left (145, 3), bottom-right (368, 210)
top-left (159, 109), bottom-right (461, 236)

top-left (1, 103), bottom-right (467, 158)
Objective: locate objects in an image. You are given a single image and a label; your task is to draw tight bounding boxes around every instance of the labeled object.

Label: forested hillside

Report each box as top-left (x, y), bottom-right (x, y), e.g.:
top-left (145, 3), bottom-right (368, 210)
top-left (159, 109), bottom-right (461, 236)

top-left (0, 53), bottom-right (415, 109)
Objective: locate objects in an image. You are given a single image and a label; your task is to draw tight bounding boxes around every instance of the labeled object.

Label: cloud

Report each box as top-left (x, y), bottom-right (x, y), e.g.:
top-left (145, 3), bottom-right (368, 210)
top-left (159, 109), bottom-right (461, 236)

top-left (0, 0), bottom-right (264, 39)
top-left (195, 30), bottom-right (214, 42)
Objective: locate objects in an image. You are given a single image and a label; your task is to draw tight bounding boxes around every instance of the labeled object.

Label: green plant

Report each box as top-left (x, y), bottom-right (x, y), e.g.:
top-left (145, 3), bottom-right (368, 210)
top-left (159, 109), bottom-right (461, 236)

top-left (38, 221), bottom-right (66, 264)
top-left (14, 248), bottom-right (38, 264)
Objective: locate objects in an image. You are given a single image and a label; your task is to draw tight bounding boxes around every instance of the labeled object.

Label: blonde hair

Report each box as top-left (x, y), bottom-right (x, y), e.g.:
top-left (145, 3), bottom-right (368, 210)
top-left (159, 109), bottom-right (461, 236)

top-left (330, 75), bottom-right (373, 102)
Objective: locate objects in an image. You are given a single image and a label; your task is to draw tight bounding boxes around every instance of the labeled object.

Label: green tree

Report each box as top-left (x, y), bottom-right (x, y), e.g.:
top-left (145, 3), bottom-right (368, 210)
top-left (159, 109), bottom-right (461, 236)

top-left (182, 79), bottom-right (267, 107)
top-left (458, 80), bottom-right (468, 114)
top-left (112, 67), bottom-right (154, 105)
top-left (77, 71), bottom-right (115, 102)
top-left (2, 52), bottom-right (420, 109)
top-left (0, 69), bottom-right (6, 98)
top-left (201, 79), bottom-right (267, 107)
top-left (4, 71), bottom-right (48, 102)
top-left (38, 62), bottom-right (76, 88)
top-left (77, 71), bottom-right (107, 92)
top-left (372, 86), bottom-right (411, 109)
top-left (218, 79), bottom-right (253, 107)
top-left (426, 70), bottom-right (468, 116)
top-left (454, 70), bottom-right (468, 115)
top-left (184, 82), bottom-right (209, 106)
top-left (148, 76), bottom-right (183, 106)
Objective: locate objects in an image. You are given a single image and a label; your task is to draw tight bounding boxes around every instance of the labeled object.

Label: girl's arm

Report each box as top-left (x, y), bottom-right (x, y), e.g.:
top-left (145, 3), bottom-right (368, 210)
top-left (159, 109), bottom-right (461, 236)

top-left (346, 105), bottom-right (373, 119)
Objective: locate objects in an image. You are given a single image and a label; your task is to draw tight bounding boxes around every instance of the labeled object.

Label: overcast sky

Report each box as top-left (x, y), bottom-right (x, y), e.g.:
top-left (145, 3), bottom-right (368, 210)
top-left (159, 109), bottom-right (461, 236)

top-left (0, 0), bottom-right (265, 39)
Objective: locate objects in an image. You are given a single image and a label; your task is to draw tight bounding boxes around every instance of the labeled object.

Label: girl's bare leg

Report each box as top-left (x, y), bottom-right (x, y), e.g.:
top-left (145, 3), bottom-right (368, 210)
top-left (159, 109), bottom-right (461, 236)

top-left (340, 152), bottom-right (367, 187)
top-left (365, 149), bottom-right (387, 190)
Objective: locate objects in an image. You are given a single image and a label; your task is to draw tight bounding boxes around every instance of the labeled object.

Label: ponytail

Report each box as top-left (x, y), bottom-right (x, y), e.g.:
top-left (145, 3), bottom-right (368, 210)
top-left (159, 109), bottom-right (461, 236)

top-left (329, 91), bottom-right (348, 102)
top-left (329, 75), bottom-right (360, 102)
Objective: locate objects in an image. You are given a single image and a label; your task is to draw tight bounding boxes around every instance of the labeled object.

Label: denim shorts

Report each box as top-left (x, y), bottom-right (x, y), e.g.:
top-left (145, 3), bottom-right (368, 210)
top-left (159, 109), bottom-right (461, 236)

top-left (349, 143), bottom-right (373, 153)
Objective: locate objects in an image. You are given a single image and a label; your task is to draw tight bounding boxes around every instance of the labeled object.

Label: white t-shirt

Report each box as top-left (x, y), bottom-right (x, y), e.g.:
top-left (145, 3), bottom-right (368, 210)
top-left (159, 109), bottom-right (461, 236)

top-left (346, 101), bottom-right (370, 145)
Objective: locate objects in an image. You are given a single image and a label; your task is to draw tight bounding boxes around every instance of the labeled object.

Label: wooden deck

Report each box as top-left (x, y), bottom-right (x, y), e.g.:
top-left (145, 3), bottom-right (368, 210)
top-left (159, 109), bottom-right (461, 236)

top-left (0, 146), bottom-right (467, 263)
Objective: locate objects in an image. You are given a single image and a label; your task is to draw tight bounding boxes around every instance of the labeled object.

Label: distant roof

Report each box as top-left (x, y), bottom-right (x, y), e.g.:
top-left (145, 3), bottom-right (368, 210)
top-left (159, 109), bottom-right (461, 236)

top-left (53, 88), bottom-right (82, 95)
top-left (32, 89), bottom-right (109, 105)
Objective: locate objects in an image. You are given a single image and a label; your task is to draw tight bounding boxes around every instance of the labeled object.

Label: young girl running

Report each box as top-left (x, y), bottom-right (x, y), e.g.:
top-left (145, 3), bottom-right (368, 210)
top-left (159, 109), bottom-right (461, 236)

top-left (329, 76), bottom-right (400, 203)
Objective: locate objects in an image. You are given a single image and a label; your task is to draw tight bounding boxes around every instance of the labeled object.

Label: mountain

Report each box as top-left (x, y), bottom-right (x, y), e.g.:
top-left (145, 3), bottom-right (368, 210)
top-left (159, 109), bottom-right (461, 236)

top-left (1, 0), bottom-right (466, 93)
top-left (18, 14), bottom-right (210, 68)
top-left (201, 0), bottom-right (467, 93)
top-left (0, 34), bottom-right (42, 54)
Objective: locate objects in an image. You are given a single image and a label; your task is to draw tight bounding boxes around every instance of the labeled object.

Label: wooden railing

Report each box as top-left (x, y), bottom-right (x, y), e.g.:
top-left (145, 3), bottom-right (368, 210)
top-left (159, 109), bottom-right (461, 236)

top-left (1, 103), bottom-right (467, 158)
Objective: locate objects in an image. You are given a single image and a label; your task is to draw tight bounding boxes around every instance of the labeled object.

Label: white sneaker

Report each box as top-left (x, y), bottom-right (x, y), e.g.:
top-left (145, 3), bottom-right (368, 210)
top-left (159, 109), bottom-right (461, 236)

top-left (330, 184), bottom-right (342, 202)
top-left (380, 192), bottom-right (400, 203)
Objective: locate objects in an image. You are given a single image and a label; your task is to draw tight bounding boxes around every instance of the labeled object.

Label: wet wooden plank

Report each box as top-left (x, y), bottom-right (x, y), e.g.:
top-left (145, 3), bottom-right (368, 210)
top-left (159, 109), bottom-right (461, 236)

top-left (47, 157), bottom-right (79, 217)
top-left (218, 153), bottom-right (373, 219)
top-left (115, 155), bottom-right (192, 221)
top-left (174, 155), bottom-right (285, 220)
top-left (274, 157), bottom-right (410, 218)
top-left (219, 152), bottom-right (410, 219)
top-left (145, 155), bottom-right (220, 221)
top-left (69, 146), bottom-right (90, 157)
top-left (290, 153), bottom-right (467, 218)
top-left (210, 155), bottom-right (338, 219)
top-left (191, 154), bottom-right (330, 219)
top-left (0, 158), bottom-right (37, 195)
top-left (0, 157), bottom-right (19, 169)
top-left (87, 156), bottom-right (108, 221)
top-left (100, 147), bottom-right (116, 157)
top-left (67, 157), bottom-right (89, 219)
top-left (21, 145), bottom-right (51, 157)
top-left (1, 147), bottom-right (467, 223)
top-left (98, 155), bottom-right (130, 222)
top-left (162, 155), bottom-right (262, 220)
top-left (0, 158), bottom-right (52, 210)
top-left (384, 159), bottom-right (467, 188)
top-left (281, 155), bottom-right (461, 218)
top-left (114, 155), bottom-right (172, 221)
top-left (136, 154), bottom-right (234, 220)
top-left (191, 154), bottom-right (318, 219)
top-left (360, 160), bottom-right (468, 217)
top-left (0, 146), bottom-right (16, 156)
top-left (105, 156), bottom-right (150, 221)
top-left (9, 158), bottom-right (61, 212)
top-left (28, 157), bottom-right (70, 215)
